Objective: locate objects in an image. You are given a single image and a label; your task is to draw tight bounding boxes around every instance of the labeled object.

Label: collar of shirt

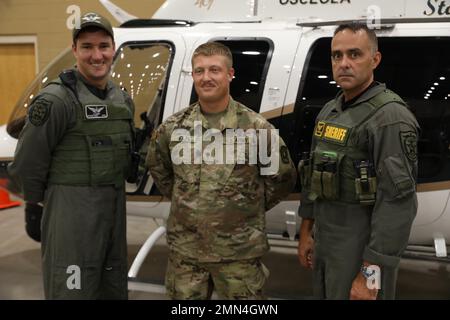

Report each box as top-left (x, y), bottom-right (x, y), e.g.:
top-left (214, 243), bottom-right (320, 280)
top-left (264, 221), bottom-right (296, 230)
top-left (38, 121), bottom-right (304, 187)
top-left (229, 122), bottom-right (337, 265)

top-left (73, 68), bottom-right (112, 100)
top-left (183, 96), bottom-right (239, 131)
top-left (334, 81), bottom-right (386, 112)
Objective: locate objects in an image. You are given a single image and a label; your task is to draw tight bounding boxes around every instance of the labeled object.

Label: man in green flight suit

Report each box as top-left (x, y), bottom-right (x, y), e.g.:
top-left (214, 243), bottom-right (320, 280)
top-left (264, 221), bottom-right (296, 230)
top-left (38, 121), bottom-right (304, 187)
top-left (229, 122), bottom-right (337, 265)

top-left (147, 42), bottom-right (296, 299)
top-left (297, 22), bottom-right (419, 300)
top-left (8, 12), bottom-right (135, 299)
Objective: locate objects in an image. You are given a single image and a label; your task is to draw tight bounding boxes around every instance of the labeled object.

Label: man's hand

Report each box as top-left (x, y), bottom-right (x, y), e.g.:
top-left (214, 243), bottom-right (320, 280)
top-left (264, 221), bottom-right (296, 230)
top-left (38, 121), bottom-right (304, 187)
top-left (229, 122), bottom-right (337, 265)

top-left (350, 263), bottom-right (379, 300)
top-left (297, 218), bottom-right (315, 269)
top-left (25, 202), bottom-right (43, 242)
top-left (298, 234), bottom-right (314, 269)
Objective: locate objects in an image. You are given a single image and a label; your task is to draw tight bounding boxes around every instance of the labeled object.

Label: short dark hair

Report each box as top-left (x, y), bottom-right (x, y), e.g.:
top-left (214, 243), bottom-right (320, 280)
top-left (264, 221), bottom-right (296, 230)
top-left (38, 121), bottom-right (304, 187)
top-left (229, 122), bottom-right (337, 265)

top-left (334, 22), bottom-right (378, 53)
top-left (192, 42), bottom-right (233, 69)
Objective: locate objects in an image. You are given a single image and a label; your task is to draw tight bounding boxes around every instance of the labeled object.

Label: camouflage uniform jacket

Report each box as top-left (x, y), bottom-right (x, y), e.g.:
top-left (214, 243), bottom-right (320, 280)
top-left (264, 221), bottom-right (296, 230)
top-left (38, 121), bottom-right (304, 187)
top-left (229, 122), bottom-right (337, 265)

top-left (147, 98), bottom-right (296, 262)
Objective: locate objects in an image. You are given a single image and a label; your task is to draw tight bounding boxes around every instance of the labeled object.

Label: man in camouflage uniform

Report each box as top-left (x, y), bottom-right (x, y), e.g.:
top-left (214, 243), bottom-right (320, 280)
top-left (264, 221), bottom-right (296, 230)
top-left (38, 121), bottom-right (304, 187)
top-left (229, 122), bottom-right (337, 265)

top-left (297, 23), bottom-right (419, 300)
top-left (147, 42), bottom-right (296, 299)
top-left (8, 13), bottom-right (134, 299)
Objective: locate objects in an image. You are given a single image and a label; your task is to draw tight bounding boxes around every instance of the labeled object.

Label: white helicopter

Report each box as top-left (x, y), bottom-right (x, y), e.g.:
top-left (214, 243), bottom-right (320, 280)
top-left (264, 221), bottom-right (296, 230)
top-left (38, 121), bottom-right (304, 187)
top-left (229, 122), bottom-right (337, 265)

top-left (1, 0), bottom-right (450, 294)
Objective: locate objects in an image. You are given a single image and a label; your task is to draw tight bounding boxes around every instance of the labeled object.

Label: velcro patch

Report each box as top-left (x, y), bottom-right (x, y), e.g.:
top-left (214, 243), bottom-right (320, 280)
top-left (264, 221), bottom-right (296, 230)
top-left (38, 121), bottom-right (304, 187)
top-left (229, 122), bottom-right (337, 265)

top-left (28, 98), bottom-right (52, 126)
top-left (315, 122), bottom-right (349, 145)
top-left (314, 121), bottom-right (326, 137)
top-left (400, 131), bottom-right (417, 162)
top-left (85, 105), bottom-right (108, 119)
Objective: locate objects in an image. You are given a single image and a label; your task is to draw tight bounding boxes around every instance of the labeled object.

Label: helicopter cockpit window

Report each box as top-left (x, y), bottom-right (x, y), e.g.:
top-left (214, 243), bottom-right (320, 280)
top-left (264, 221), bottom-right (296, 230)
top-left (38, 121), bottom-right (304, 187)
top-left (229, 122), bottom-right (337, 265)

top-left (189, 39), bottom-right (273, 113)
top-left (111, 42), bottom-right (174, 194)
top-left (7, 48), bottom-right (75, 138)
top-left (286, 36), bottom-right (450, 187)
top-left (111, 42), bottom-right (172, 129)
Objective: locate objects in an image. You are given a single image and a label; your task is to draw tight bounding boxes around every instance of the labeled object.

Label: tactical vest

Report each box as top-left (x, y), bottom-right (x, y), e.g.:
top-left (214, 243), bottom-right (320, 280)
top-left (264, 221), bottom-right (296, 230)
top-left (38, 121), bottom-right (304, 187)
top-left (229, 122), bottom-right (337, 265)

top-left (300, 89), bottom-right (407, 205)
top-left (47, 77), bottom-right (133, 187)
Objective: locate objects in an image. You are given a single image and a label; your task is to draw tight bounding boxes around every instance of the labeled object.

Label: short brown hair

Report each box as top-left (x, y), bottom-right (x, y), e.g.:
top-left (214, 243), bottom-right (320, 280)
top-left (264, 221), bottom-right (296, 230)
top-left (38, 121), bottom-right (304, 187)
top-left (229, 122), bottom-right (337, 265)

top-left (334, 22), bottom-right (378, 53)
top-left (191, 42), bottom-right (233, 69)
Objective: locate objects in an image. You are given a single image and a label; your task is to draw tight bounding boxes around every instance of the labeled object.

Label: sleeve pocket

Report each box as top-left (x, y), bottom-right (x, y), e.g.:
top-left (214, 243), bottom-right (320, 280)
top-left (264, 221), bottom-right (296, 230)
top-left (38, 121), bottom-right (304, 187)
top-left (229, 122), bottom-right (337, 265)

top-left (383, 155), bottom-right (414, 199)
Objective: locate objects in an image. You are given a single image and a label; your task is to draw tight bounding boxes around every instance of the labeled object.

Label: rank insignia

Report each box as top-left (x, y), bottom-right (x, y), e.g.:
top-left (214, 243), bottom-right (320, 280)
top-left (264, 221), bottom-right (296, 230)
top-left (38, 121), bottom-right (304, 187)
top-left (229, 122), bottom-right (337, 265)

top-left (85, 105), bottom-right (108, 119)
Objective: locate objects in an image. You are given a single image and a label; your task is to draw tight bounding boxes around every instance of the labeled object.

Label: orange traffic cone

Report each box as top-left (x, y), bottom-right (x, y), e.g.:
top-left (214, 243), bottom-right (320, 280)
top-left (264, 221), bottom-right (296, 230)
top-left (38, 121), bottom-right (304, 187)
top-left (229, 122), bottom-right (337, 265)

top-left (0, 188), bottom-right (21, 210)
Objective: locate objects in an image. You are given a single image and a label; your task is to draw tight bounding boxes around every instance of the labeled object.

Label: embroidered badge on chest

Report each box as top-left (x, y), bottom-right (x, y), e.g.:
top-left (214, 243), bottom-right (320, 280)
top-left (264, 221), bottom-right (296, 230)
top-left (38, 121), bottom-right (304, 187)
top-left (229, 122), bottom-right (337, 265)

top-left (85, 105), bottom-right (108, 119)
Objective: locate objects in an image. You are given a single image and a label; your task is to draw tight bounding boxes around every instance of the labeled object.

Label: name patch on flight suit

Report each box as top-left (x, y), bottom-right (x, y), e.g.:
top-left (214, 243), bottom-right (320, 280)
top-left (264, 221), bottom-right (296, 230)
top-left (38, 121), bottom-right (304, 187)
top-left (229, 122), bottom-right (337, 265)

top-left (314, 121), bottom-right (349, 145)
top-left (85, 105), bottom-right (108, 119)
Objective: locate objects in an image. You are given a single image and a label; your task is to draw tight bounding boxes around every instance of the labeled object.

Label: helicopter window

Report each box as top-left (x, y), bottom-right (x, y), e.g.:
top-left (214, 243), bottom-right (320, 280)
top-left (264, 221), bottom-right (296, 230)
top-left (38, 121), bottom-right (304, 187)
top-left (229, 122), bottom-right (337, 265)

top-left (189, 39), bottom-right (273, 112)
top-left (111, 42), bottom-right (173, 129)
top-left (111, 42), bottom-right (174, 194)
top-left (285, 36), bottom-right (450, 186)
top-left (8, 48), bottom-right (75, 137)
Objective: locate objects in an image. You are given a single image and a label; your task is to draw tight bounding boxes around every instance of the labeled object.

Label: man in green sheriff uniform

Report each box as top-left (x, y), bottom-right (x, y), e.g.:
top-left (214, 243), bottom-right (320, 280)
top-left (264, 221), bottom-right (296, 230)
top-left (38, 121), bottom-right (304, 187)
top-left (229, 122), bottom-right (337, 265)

top-left (297, 22), bottom-right (420, 300)
top-left (147, 42), bottom-right (296, 299)
top-left (8, 13), bottom-right (134, 299)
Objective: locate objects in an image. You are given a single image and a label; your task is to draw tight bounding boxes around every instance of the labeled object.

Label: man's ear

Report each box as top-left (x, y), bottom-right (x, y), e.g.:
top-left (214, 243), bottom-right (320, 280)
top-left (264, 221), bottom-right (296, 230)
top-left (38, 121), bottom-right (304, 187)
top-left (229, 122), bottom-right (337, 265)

top-left (228, 68), bottom-right (235, 81)
top-left (372, 51), bottom-right (382, 70)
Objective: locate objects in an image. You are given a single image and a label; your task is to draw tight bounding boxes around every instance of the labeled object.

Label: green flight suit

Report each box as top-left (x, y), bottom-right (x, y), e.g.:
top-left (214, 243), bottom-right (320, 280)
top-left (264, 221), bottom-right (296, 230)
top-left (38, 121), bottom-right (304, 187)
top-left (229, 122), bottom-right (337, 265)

top-left (299, 83), bottom-right (419, 299)
top-left (147, 98), bottom-right (296, 299)
top-left (8, 69), bottom-right (135, 299)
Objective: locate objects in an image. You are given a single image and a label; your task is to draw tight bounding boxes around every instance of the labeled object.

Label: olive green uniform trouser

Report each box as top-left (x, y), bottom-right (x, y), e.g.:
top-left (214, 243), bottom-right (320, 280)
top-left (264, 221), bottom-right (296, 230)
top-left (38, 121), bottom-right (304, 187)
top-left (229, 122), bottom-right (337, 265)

top-left (313, 201), bottom-right (398, 300)
top-left (41, 185), bottom-right (128, 299)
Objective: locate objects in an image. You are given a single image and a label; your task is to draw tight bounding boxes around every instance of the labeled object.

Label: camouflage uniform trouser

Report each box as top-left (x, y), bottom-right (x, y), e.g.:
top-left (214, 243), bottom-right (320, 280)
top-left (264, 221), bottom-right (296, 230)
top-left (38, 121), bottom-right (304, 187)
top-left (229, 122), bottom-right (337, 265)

top-left (41, 185), bottom-right (128, 299)
top-left (165, 251), bottom-right (269, 300)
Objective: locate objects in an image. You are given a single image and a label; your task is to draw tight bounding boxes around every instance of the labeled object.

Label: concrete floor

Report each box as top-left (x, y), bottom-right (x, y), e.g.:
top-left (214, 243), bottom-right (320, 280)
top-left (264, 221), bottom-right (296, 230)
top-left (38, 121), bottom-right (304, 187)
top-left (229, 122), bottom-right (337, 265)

top-left (0, 198), bottom-right (449, 300)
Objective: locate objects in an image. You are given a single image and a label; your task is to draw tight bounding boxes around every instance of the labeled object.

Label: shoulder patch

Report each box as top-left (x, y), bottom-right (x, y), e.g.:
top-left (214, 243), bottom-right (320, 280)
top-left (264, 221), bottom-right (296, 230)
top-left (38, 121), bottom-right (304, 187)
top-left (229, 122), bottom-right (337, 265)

top-left (280, 145), bottom-right (290, 164)
top-left (28, 98), bottom-right (52, 126)
top-left (400, 131), bottom-right (417, 162)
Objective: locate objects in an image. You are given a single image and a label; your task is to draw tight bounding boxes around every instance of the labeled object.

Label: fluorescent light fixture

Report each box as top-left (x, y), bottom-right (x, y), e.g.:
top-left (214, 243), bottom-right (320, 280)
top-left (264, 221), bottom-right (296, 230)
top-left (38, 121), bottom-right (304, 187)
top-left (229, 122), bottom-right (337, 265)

top-left (242, 51), bottom-right (260, 55)
top-left (318, 75), bottom-right (328, 79)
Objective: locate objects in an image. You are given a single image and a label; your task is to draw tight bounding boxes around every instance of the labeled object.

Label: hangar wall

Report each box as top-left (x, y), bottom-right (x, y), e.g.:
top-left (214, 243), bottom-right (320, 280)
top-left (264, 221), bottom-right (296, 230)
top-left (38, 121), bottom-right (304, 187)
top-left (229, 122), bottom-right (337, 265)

top-left (0, 0), bottom-right (165, 70)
